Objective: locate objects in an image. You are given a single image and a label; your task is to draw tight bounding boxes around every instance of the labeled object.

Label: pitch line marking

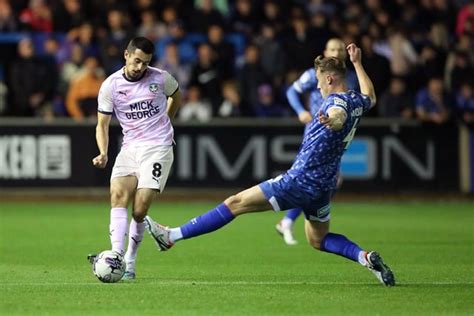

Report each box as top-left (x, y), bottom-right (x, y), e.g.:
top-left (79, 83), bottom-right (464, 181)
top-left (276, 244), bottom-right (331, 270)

top-left (1, 281), bottom-right (473, 286)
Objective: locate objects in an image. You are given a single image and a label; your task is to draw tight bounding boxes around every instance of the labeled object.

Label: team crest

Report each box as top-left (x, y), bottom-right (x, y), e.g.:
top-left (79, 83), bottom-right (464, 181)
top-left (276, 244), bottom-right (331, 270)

top-left (149, 83), bottom-right (159, 93)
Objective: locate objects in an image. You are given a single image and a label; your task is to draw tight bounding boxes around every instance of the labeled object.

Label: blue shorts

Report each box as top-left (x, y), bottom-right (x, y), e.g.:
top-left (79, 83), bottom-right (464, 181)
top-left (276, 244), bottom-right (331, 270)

top-left (259, 174), bottom-right (332, 222)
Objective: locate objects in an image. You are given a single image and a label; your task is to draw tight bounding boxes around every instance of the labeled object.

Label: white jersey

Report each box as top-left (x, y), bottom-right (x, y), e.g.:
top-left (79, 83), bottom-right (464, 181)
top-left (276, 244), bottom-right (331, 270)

top-left (98, 66), bottom-right (179, 148)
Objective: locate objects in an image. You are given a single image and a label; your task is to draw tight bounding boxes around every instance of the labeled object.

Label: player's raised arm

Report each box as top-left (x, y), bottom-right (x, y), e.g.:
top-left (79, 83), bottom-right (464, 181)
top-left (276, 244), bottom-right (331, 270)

top-left (93, 112), bottom-right (111, 168)
top-left (347, 43), bottom-right (376, 107)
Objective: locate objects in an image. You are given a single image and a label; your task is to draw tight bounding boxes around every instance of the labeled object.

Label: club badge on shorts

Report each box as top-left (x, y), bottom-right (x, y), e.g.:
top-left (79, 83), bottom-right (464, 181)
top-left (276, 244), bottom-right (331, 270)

top-left (149, 83), bottom-right (159, 93)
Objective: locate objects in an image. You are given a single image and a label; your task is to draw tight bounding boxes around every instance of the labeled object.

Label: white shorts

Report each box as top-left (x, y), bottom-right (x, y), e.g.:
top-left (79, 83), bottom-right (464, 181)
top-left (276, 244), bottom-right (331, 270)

top-left (111, 145), bottom-right (173, 192)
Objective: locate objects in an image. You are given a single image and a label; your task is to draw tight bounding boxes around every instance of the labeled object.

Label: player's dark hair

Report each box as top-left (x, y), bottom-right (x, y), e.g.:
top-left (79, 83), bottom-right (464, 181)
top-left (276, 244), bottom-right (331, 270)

top-left (314, 55), bottom-right (346, 76)
top-left (126, 37), bottom-right (155, 55)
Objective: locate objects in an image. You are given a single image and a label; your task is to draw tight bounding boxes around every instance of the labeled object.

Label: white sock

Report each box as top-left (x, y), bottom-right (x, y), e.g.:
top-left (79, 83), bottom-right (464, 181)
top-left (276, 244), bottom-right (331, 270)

top-left (109, 207), bottom-right (128, 255)
top-left (358, 251), bottom-right (368, 266)
top-left (169, 227), bottom-right (183, 243)
top-left (280, 217), bottom-right (293, 230)
top-left (124, 219), bottom-right (146, 269)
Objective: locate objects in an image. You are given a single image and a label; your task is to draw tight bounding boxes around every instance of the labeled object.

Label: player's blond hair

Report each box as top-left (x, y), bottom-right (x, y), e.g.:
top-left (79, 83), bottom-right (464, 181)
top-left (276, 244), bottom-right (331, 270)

top-left (314, 56), bottom-right (346, 76)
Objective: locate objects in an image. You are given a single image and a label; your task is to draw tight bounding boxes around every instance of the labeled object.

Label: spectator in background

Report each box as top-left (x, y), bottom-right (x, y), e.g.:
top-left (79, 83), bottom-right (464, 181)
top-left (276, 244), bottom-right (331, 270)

top-left (66, 56), bottom-right (105, 120)
top-left (65, 22), bottom-right (99, 60)
top-left (156, 20), bottom-right (196, 64)
top-left (179, 85), bottom-right (212, 122)
top-left (306, 0), bottom-right (337, 17)
top-left (59, 43), bottom-right (83, 97)
top-left (19, 0), bottom-right (52, 32)
top-left (161, 5), bottom-right (179, 28)
top-left (260, 0), bottom-right (285, 33)
top-left (190, 43), bottom-right (222, 114)
top-left (378, 77), bottom-right (413, 118)
top-left (444, 37), bottom-right (474, 90)
top-left (238, 44), bottom-right (267, 116)
top-left (415, 77), bottom-right (451, 124)
top-left (43, 36), bottom-right (61, 63)
top-left (428, 22), bottom-right (450, 52)
top-left (52, 0), bottom-right (84, 32)
top-left (195, 0), bottom-right (229, 17)
top-left (207, 24), bottom-right (235, 80)
top-left (255, 23), bottom-right (286, 88)
top-left (448, 50), bottom-right (473, 92)
top-left (99, 9), bottom-right (133, 75)
top-left (155, 42), bottom-right (191, 94)
top-left (308, 11), bottom-right (334, 54)
top-left (455, 83), bottom-right (474, 124)
top-left (386, 27), bottom-right (418, 78)
top-left (230, 0), bottom-right (257, 38)
top-left (9, 37), bottom-right (56, 118)
top-left (136, 9), bottom-right (167, 42)
top-left (282, 16), bottom-right (318, 72)
top-left (360, 34), bottom-right (390, 96)
top-left (218, 80), bottom-right (242, 118)
top-left (190, 0), bottom-right (225, 34)
top-left (456, 1), bottom-right (474, 36)
top-left (0, 0), bottom-right (18, 32)
top-left (412, 44), bottom-right (445, 90)
top-left (254, 83), bottom-right (288, 118)
top-left (130, 0), bottom-right (162, 25)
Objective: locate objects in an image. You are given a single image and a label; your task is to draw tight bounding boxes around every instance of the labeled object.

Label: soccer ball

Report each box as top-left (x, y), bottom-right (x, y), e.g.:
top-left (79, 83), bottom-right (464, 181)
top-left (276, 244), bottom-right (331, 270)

top-left (92, 250), bottom-right (126, 283)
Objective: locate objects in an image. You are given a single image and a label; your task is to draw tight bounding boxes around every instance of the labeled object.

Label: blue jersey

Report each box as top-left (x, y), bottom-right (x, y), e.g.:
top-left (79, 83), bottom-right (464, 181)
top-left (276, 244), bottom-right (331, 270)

top-left (292, 69), bottom-right (324, 116)
top-left (288, 90), bottom-right (371, 191)
top-left (290, 68), bottom-right (360, 117)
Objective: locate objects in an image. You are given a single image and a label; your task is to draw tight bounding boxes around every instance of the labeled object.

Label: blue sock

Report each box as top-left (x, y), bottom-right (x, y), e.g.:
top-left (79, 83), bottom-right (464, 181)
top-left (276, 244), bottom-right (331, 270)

top-left (285, 208), bottom-right (303, 221)
top-left (180, 203), bottom-right (235, 239)
top-left (320, 233), bottom-right (362, 262)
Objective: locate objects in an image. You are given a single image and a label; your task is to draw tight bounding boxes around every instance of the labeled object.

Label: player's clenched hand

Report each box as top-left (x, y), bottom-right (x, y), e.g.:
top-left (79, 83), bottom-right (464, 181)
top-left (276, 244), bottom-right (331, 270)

top-left (298, 111), bottom-right (313, 124)
top-left (318, 110), bottom-right (331, 127)
top-left (92, 154), bottom-right (108, 168)
top-left (319, 110), bottom-right (344, 131)
top-left (347, 43), bottom-right (361, 65)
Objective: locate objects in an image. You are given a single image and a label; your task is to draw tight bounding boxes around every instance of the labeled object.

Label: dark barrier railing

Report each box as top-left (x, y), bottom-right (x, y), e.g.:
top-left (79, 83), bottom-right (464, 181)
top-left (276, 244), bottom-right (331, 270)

top-left (0, 118), bottom-right (465, 192)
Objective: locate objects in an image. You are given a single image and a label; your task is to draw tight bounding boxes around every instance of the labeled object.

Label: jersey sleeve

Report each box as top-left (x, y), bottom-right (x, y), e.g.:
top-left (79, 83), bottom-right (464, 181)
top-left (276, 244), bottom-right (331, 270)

top-left (97, 77), bottom-right (113, 115)
top-left (163, 71), bottom-right (179, 97)
top-left (324, 95), bottom-right (349, 115)
top-left (359, 93), bottom-right (372, 113)
top-left (292, 69), bottom-right (316, 93)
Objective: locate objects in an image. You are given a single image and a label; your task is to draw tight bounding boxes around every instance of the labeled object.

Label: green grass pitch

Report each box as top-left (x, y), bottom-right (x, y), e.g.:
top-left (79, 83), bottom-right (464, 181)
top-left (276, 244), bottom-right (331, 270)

top-left (1, 201), bottom-right (473, 315)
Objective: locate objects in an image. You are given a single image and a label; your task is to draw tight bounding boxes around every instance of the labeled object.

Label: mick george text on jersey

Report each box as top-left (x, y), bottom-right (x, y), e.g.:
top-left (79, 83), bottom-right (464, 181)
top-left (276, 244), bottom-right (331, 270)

top-left (126, 100), bottom-right (161, 119)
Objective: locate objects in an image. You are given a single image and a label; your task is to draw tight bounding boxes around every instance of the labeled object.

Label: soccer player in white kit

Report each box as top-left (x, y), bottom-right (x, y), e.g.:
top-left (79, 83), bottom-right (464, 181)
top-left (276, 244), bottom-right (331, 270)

top-left (90, 37), bottom-right (181, 280)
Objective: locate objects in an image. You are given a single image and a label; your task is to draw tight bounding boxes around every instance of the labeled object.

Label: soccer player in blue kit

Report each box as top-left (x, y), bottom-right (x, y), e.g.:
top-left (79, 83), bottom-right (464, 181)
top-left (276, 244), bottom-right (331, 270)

top-left (276, 38), bottom-right (357, 245)
top-left (145, 44), bottom-right (395, 286)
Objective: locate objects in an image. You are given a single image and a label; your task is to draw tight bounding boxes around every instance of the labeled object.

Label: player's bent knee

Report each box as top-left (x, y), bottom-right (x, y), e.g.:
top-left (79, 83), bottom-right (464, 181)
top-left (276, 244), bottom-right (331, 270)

top-left (307, 237), bottom-right (323, 250)
top-left (132, 210), bottom-right (146, 222)
top-left (224, 195), bottom-right (239, 210)
top-left (224, 194), bottom-right (248, 215)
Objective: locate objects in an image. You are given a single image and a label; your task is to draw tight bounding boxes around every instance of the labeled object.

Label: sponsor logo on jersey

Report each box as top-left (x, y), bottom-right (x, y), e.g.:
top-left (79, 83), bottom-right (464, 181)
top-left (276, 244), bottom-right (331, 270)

top-left (333, 97), bottom-right (347, 109)
top-left (351, 107), bottom-right (363, 116)
top-left (316, 205), bottom-right (330, 218)
top-left (118, 90), bottom-right (128, 98)
top-left (149, 83), bottom-right (159, 93)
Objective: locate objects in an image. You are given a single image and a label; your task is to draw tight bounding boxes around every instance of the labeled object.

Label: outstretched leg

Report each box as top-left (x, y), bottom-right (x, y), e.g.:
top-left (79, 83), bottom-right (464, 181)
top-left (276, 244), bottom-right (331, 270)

top-left (145, 185), bottom-right (272, 250)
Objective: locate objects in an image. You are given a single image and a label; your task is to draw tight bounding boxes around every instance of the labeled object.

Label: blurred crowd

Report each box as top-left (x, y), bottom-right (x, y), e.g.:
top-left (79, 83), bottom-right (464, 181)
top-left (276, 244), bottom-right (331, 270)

top-left (0, 0), bottom-right (473, 124)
